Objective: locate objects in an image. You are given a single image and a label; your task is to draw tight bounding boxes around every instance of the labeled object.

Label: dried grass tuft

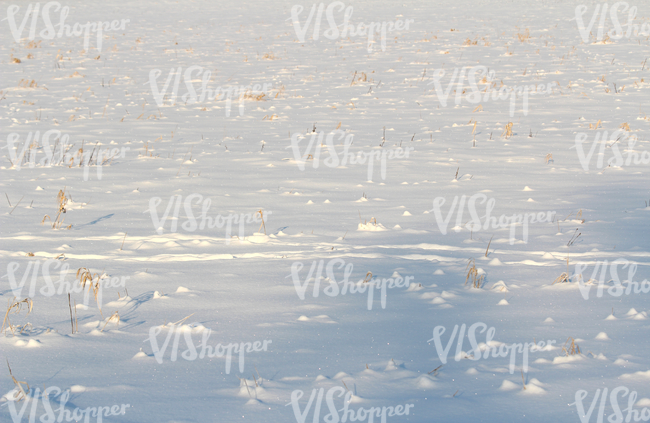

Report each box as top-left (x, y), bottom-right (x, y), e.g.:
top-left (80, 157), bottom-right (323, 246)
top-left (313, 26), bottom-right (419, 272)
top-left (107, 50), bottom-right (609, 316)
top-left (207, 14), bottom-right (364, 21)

top-left (545, 153), bottom-right (553, 164)
top-left (552, 272), bottom-right (569, 284)
top-left (2, 297), bottom-right (33, 336)
top-left (7, 360), bottom-right (29, 401)
top-left (501, 122), bottom-right (513, 139)
top-left (242, 92), bottom-right (266, 101)
top-left (257, 210), bottom-right (267, 234)
top-left (350, 71), bottom-right (372, 86)
top-left (517, 28), bottom-right (530, 43)
top-left (589, 120), bottom-right (602, 130)
top-left (465, 259), bottom-right (485, 288)
top-left (562, 337), bottom-right (581, 356)
top-left (101, 311), bottom-right (120, 332)
top-left (76, 267), bottom-right (103, 316)
top-left (43, 189), bottom-right (71, 229)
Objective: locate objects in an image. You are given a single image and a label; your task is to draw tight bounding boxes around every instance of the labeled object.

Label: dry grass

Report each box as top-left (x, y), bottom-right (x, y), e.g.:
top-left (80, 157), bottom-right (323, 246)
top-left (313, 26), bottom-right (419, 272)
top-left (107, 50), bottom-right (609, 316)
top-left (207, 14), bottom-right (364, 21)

top-left (68, 293), bottom-right (77, 334)
top-left (7, 360), bottom-right (29, 401)
top-left (516, 28), bottom-right (531, 42)
top-left (574, 273), bottom-right (597, 286)
top-left (620, 122), bottom-right (631, 131)
top-left (161, 313), bottom-right (195, 328)
top-left (465, 259), bottom-right (485, 288)
top-left (274, 86), bottom-right (286, 99)
top-left (101, 311), bottom-right (120, 332)
top-left (17, 79), bottom-right (39, 88)
top-left (552, 272), bottom-right (569, 284)
top-left (239, 376), bottom-right (253, 398)
top-left (561, 337), bottom-right (581, 356)
top-left (350, 71), bottom-right (373, 86)
top-left (76, 267), bottom-right (103, 316)
top-left (501, 122), bottom-right (513, 139)
top-left (261, 51), bottom-right (279, 60)
top-left (257, 210), bottom-right (267, 234)
top-left (485, 235), bottom-right (493, 257)
top-left (545, 153), bottom-right (553, 164)
top-left (589, 120), bottom-right (602, 130)
top-left (242, 92), bottom-right (266, 101)
top-left (565, 229), bottom-right (581, 275)
top-left (358, 212), bottom-right (382, 228)
top-left (25, 40), bottom-right (42, 49)
top-left (141, 142), bottom-right (151, 156)
top-left (2, 297), bottom-right (33, 336)
top-left (42, 189), bottom-right (72, 229)
top-left (428, 364), bottom-right (443, 376)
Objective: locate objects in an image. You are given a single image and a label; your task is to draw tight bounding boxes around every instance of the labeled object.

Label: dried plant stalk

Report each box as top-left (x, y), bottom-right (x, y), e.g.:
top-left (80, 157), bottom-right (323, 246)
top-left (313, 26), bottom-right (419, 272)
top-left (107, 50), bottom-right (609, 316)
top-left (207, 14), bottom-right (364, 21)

top-left (465, 259), bottom-right (485, 288)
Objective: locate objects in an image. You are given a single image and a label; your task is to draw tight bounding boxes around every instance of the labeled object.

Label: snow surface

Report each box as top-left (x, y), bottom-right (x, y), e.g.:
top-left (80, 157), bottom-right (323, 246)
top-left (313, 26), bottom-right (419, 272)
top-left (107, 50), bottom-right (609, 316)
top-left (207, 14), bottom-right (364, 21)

top-left (1, 0), bottom-right (650, 422)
